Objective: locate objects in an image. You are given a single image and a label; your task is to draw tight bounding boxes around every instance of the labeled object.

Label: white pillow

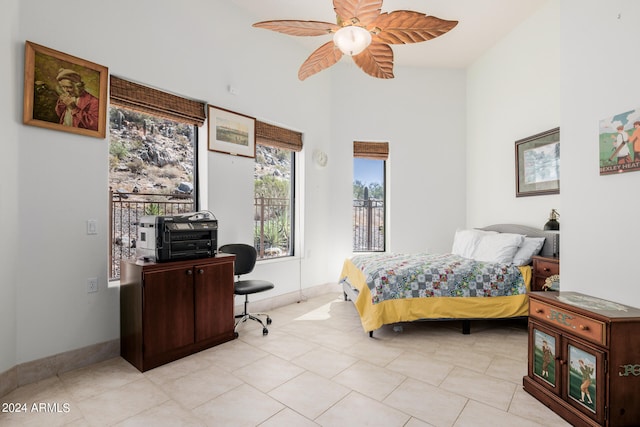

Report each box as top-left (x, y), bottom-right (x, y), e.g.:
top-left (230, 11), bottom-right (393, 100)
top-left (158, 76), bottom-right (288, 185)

top-left (471, 233), bottom-right (525, 264)
top-left (512, 237), bottom-right (546, 266)
top-left (451, 229), bottom-right (497, 259)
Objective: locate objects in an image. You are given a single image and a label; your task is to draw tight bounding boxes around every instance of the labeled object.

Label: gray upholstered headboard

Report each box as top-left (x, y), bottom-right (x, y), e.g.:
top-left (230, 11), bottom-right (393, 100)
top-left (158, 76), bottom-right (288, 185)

top-left (478, 224), bottom-right (559, 258)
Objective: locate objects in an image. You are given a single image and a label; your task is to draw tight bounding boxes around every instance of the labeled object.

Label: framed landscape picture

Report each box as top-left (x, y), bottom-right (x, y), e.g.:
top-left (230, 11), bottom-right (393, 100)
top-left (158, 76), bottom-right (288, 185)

top-left (515, 127), bottom-right (560, 197)
top-left (23, 41), bottom-right (108, 138)
top-left (207, 105), bottom-right (256, 158)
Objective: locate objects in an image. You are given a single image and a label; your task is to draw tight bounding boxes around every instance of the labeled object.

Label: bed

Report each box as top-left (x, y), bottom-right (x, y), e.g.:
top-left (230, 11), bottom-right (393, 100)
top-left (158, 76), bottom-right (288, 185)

top-left (340, 224), bottom-right (558, 335)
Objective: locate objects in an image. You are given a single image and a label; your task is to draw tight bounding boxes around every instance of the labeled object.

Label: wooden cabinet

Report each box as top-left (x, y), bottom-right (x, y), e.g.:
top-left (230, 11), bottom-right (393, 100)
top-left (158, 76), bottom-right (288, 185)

top-left (120, 254), bottom-right (236, 372)
top-left (531, 255), bottom-right (559, 291)
top-left (524, 291), bottom-right (640, 426)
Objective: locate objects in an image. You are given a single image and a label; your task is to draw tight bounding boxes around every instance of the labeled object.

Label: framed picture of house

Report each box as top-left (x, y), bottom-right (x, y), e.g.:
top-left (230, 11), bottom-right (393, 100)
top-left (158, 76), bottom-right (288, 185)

top-left (515, 127), bottom-right (560, 197)
top-left (23, 41), bottom-right (108, 138)
top-left (207, 105), bottom-right (256, 158)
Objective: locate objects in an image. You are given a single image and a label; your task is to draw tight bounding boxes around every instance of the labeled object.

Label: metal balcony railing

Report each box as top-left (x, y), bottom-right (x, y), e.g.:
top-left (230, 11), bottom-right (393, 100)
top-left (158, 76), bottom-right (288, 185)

top-left (353, 199), bottom-right (385, 252)
top-left (109, 189), bottom-right (194, 280)
top-left (109, 192), bottom-right (292, 278)
top-left (254, 196), bottom-right (291, 259)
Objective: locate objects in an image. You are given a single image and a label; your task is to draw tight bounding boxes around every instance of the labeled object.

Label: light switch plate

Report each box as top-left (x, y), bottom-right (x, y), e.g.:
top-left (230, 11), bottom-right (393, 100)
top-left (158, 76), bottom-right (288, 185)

top-left (87, 219), bottom-right (97, 235)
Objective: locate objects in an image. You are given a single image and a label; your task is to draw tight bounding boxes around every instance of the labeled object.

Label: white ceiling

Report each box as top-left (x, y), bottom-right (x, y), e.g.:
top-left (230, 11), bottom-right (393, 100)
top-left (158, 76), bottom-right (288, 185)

top-left (230, 0), bottom-right (547, 69)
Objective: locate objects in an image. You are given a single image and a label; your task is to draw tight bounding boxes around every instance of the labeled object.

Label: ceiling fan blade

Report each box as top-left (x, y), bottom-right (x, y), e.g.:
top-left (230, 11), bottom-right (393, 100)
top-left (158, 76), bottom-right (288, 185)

top-left (298, 41), bottom-right (343, 81)
top-left (372, 11), bottom-right (458, 44)
top-left (334, 0), bottom-right (382, 26)
top-left (352, 42), bottom-right (394, 79)
top-left (253, 20), bottom-right (339, 37)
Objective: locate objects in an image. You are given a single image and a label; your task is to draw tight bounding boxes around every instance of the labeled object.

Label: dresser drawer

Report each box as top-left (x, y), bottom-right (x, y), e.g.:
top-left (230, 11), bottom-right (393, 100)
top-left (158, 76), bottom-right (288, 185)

top-left (534, 259), bottom-right (559, 277)
top-left (529, 299), bottom-right (606, 345)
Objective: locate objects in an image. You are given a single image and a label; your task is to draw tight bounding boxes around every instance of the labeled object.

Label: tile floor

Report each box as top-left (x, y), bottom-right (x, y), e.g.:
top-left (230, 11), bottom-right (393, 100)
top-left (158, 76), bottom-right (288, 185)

top-left (0, 292), bottom-right (571, 426)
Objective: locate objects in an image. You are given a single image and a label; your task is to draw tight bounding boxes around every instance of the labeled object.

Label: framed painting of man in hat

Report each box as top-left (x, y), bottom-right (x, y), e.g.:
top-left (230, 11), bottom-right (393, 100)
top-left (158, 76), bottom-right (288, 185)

top-left (23, 41), bottom-right (108, 138)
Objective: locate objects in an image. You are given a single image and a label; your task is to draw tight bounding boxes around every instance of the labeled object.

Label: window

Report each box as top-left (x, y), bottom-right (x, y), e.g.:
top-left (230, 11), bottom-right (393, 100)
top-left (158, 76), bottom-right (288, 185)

top-left (108, 77), bottom-right (205, 279)
top-left (254, 121), bottom-right (302, 260)
top-left (353, 141), bottom-right (388, 252)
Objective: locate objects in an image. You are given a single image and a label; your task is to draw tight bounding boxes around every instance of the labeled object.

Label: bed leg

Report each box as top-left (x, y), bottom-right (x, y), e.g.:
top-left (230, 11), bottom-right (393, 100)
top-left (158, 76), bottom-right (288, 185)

top-left (462, 320), bottom-right (471, 335)
top-left (344, 292), bottom-right (348, 301)
top-left (369, 331), bottom-right (373, 338)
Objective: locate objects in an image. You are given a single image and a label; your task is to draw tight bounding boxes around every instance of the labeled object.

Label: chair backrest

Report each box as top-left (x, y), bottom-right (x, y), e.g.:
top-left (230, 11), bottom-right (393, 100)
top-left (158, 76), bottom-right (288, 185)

top-left (218, 243), bottom-right (257, 277)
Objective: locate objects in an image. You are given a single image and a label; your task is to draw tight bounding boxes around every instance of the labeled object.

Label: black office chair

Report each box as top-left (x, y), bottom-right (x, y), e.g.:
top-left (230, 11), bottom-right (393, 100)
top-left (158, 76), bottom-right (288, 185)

top-left (218, 243), bottom-right (274, 335)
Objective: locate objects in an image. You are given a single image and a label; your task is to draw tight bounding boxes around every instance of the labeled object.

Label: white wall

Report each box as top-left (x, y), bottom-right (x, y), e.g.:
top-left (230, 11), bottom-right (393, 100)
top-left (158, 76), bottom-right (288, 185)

top-left (11, 0), bottom-right (333, 364)
top-left (5, 0), bottom-right (470, 368)
top-left (466, 0), bottom-right (561, 229)
top-left (0, 0), bottom-right (19, 375)
top-left (466, 0), bottom-right (640, 309)
top-left (329, 65), bottom-right (468, 268)
top-left (560, 0), bottom-right (640, 308)
top-left (9, 0), bottom-right (639, 373)
top-left (16, 1), bottom-right (115, 363)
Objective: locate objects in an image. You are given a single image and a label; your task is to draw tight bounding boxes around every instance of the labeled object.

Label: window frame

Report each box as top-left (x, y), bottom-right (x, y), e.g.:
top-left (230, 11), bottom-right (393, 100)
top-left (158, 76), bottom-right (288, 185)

top-left (353, 141), bottom-right (388, 253)
top-left (108, 77), bottom-right (205, 280)
top-left (254, 142), bottom-right (296, 260)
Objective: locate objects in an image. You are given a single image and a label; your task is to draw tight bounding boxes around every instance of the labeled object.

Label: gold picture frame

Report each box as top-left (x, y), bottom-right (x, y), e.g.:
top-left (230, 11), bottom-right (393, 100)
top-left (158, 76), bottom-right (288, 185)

top-left (23, 41), bottom-right (108, 138)
top-left (207, 105), bottom-right (256, 158)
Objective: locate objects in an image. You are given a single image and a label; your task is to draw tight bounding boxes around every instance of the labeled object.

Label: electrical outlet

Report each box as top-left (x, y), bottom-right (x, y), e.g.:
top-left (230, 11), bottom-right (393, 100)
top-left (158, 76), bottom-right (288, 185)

top-left (87, 277), bottom-right (98, 293)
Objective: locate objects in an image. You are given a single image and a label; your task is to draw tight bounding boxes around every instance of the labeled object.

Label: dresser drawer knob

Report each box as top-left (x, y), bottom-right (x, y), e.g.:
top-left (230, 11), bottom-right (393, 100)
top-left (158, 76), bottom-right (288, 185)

top-left (543, 267), bottom-right (550, 272)
top-left (535, 308), bottom-right (544, 314)
top-left (579, 325), bottom-right (589, 331)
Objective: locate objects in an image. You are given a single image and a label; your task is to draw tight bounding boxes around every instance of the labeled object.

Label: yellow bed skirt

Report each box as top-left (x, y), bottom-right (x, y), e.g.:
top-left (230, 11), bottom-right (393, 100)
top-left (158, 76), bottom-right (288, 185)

top-left (340, 258), bottom-right (531, 332)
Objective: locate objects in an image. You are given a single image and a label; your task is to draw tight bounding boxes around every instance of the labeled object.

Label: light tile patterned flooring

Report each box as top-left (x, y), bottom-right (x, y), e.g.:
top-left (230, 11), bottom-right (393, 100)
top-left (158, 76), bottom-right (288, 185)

top-left (1, 292), bottom-right (571, 426)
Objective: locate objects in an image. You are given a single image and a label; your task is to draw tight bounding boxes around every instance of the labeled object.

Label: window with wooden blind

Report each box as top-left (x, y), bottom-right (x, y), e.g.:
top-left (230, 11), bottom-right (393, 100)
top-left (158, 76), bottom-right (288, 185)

top-left (353, 141), bottom-right (387, 252)
top-left (254, 121), bottom-right (301, 260)
top-left (108, 77), bottom-right (204, 279)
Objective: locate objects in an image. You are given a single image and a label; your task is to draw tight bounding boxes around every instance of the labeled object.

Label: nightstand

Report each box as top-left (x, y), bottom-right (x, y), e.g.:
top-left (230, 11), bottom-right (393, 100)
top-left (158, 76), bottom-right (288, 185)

top-left (531, 255), bottom-right (559, 291)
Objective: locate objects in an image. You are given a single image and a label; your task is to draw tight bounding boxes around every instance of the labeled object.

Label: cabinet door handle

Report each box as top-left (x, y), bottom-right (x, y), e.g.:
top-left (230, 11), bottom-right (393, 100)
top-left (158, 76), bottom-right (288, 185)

top-left (186, 269), bottom-right (193, 275)
top-left (198, 269), bottom-right (204, 275)
top-left (558, 358), bottom-right (565, 365)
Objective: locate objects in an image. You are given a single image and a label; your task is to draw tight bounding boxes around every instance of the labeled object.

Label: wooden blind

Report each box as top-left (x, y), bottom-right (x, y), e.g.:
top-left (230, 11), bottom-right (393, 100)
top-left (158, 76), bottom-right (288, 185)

top-left (256, 121), bottom-right (303, 152)
top-left (110, 76), bottom-right (206, 126)
top-left (354, 141), bottom-right (389, 160)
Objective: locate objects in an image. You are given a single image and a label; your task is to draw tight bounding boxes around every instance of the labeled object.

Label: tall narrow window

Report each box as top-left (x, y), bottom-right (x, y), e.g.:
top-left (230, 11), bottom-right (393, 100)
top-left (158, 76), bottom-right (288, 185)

top-left (108, 76), bottom-right (206, 279)
top-left (353, 141), bottom-right (388, 252)
top-left (254, 121), bottom-right (302, 260)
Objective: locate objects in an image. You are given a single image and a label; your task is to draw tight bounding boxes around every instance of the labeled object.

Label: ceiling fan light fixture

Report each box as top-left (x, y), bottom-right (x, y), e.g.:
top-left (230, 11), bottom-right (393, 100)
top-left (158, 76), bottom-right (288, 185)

top-left (253, 0), bottom-right (458, 80)
top-left (333, 25), bottom-right (371, 56)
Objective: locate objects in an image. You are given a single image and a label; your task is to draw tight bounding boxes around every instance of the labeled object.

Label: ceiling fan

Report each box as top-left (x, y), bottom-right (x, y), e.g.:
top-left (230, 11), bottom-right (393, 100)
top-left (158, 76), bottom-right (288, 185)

top-left (253, 0), bottom-right (458, 80)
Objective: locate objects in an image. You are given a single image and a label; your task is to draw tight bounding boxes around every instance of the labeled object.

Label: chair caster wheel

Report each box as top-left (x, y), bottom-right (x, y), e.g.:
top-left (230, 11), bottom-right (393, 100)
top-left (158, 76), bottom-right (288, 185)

top-left (262, 328), bottom-right (269, 335)
top-left (266, 318), bottom-right (272, 325)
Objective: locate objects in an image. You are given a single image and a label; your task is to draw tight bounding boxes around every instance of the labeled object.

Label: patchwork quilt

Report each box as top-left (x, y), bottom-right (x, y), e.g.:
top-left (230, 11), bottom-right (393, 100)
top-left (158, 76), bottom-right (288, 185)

top-left (350, 252), bottom-right (527, 304)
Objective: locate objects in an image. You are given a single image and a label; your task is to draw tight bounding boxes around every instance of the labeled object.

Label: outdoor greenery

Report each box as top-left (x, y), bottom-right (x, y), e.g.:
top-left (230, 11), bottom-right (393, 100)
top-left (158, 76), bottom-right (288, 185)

top-left (353, 180), bottom-right (384, 200)
top-left (144, 203), bottom-right (164, 216)
top-left (254, 145), bottom-right (292, 258)
top-left (255, 175), bottom-right (289, 199)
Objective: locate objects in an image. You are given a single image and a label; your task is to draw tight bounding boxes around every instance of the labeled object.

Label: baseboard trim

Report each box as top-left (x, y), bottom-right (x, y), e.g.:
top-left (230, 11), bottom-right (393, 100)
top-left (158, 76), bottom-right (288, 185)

top-left (234, 282), bottom-right (341, 314)
top-left (0, 366), bottom-right (17, 399)
top-left (1, 283), bottom-right (341, 398)
top-left (0, 338), bottom-right (119, 398)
